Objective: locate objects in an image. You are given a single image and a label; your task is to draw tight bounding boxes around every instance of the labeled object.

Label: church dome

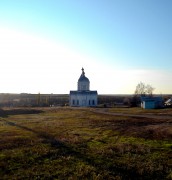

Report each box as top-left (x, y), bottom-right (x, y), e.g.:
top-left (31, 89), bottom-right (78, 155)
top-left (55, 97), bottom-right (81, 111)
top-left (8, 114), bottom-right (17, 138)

top-left (78, 73), bottom-right (90, 82)
top-left (78, 68), bottom-right (90, 91)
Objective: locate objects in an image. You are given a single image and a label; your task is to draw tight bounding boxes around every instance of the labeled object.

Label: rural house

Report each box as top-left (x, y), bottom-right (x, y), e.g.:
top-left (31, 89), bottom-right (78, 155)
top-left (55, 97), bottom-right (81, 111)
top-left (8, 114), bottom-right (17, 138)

top-left (140, 96), bottom-right (163, 109)
top-left (69, 68), bottom-right (97, 107)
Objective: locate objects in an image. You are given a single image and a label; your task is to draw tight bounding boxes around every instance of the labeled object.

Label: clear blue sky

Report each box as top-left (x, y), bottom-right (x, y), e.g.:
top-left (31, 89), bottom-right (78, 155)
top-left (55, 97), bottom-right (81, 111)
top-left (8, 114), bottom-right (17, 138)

top-left (0, 0), bottom-right (172, 94)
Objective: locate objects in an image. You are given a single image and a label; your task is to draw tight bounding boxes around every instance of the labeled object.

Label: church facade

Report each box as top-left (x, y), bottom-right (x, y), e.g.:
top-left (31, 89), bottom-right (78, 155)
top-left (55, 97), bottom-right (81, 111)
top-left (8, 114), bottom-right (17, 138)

top-left (69, 68), bottom-right (98, 107)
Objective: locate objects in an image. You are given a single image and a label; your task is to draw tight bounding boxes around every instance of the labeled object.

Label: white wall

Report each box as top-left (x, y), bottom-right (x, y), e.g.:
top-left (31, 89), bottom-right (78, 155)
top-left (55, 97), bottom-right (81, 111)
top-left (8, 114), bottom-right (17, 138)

top-left (70, 93), bottom-right (97, 107)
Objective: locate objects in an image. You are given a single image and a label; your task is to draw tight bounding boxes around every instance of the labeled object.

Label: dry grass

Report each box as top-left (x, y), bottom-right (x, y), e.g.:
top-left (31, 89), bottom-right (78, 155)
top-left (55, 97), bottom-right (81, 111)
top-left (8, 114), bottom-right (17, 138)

top-left (108, 107), bottom-right (172, 115)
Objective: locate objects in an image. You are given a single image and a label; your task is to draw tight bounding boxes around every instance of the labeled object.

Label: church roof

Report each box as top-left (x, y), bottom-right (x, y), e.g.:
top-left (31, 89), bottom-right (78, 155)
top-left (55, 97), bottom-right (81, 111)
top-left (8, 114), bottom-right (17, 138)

top-left (78, 68), bottom-right (90, 82)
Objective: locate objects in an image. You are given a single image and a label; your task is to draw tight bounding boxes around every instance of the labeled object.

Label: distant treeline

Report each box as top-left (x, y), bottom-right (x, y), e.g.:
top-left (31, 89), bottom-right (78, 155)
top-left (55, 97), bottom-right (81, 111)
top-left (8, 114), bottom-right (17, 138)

top-left (0, 93), bottom-right (171, 107)
top-left (0, 93), bottom-right (69, 107)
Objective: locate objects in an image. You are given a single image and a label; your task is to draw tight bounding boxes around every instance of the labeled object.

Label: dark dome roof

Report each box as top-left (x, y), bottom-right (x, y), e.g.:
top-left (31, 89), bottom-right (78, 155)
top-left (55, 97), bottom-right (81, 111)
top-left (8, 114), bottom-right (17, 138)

top-left (78, 75), bottom-right (89, 82)
top-left (78, 68), bottom-right (90, 82)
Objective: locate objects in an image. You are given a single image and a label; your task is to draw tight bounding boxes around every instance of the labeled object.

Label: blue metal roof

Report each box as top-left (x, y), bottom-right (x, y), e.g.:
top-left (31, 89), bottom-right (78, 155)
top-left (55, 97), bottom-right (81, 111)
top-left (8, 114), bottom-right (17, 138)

top-left (140, 96), bottom-right (163, 102)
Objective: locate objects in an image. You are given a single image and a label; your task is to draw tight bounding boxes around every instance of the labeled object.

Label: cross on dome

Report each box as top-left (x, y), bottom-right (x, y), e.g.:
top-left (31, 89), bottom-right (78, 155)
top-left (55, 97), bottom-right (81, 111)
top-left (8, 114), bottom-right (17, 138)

top-left (81, 67), bottom-right (85, 76)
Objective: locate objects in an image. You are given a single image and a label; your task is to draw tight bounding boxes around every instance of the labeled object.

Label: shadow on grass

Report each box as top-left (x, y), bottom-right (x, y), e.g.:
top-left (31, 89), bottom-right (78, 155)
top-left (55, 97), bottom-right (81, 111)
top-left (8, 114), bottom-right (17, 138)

top-left (0, 108), bottom-right (43, 118)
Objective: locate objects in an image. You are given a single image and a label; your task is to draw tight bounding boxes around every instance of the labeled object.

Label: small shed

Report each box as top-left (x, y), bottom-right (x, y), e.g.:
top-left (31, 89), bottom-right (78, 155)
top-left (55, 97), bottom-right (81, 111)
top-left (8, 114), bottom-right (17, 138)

top-left (141, 96), bottom-right (163, 109)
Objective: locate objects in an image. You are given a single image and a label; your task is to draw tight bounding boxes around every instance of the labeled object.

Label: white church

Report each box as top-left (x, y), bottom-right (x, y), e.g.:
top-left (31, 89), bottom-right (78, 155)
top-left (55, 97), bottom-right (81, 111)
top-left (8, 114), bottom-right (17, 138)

top-left (69, 68), bottom-right (98, 107)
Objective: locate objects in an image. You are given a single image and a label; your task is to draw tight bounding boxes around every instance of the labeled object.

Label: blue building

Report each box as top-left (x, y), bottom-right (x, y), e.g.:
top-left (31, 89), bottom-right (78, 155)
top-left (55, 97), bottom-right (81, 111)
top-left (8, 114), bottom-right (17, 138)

top-left (140, 96), bottom-right (163, 109)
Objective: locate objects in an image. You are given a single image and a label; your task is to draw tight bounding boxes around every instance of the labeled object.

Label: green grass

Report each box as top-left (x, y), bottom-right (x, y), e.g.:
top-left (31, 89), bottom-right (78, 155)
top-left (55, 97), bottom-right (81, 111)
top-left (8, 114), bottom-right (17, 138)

top-left (0, 107), bottom-right (172, 179)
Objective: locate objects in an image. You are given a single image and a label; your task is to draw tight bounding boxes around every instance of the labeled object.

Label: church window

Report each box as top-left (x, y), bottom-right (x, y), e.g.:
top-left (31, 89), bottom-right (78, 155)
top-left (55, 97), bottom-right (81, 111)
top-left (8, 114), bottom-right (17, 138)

top-left (89, 100), bottom-right (90, 105)
top-left (92, 100), bottom-right (95, 105)
top-left (73, 100), bottom-right (75, 105)
top-left (77, 100), bottom-right (79, 105)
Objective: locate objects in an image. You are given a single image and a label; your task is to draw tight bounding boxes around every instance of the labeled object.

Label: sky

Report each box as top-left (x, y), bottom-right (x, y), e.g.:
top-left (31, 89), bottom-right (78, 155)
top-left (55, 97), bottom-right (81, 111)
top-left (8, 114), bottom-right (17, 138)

top-left (0, 0), bottom-right (172, 94)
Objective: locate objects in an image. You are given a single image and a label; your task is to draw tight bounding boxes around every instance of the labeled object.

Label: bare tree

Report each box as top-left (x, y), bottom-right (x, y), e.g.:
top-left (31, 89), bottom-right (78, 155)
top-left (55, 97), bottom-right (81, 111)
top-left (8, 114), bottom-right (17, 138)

top-left (134, 82), bottom-right (146, 96)
top-left (134, 82), bottom-right (155, 97)
top-left (146, 84), bottom-right (155, 96)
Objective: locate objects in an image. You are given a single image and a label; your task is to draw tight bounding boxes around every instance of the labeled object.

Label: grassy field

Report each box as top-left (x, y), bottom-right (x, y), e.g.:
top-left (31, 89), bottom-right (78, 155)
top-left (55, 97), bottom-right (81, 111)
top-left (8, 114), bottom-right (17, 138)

top-left (0, 107), bottom-right (172, 179)
top-left (108, 107), bottom-right (172, 115)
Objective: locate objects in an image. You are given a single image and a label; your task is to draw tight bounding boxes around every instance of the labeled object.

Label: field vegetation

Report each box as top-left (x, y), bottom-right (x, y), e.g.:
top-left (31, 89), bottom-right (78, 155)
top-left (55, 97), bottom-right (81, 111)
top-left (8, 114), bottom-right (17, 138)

top-left (0, 107), bottom-right (172, 179)
top-left (108, 107), bottom-right (172, 115)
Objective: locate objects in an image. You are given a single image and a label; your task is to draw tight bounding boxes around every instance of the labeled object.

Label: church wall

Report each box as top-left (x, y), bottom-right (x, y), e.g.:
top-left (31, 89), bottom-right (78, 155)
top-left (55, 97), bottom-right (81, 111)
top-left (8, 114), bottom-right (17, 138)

top-left (70, 93), bottom-right (97, 107)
